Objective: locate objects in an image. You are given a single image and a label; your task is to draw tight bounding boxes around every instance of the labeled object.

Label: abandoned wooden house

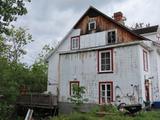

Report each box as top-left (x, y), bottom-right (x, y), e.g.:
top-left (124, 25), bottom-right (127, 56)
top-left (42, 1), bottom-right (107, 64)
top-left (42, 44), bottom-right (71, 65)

top-left (46, 6), bottom-right (160, 113)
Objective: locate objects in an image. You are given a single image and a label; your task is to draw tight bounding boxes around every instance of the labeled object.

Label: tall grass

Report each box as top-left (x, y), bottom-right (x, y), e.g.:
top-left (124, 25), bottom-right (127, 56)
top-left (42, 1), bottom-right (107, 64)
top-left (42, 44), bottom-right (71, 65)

top-left (50, 106), bottom-right (160, 120)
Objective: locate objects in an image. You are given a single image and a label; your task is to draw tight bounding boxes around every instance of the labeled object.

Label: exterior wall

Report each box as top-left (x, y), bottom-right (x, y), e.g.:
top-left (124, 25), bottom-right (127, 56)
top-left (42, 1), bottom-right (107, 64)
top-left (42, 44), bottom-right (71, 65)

top-left (150, 47), bottom-right (160, 101)
top-left (58, 29), bottom-right (81, 51)
top-left (58, 45), bottom-right (142, 105)
top-left (142, 33), bottom-right (157, 42)
top-left (47, 53), bottom-right (59, 95)
top-left (46, 7), bottom-right (160, 111)
top-left (139, 44), bottom-right (160, 102)
top-left (47, 29), bottom-right (81, 95)
top-left (80, 31), bottom-right (106, 49)
top-left (75, 15), bottom-right (142, 42)
top-left (157, 52), bottom-right (160, 100)
top-left (139, 46), bottom-right (150, 102)
top-left (139, 30), bottom-right (160, 102)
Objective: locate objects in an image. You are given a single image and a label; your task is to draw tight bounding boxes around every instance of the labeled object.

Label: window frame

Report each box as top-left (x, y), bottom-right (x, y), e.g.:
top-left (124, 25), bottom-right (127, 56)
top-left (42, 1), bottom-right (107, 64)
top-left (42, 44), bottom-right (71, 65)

top-left (71, 36), bottom-right (80, 50)
top-left (106, 29), bottom-right (117, 44)
top-left (98, 49), bottom-right (113, 73)
top-left (99, 81), bottom-right (113, 104)
top-left (143, 50), bottom-right (148, 72)
top-left (88, 18), bottom-right (96, 31)
top-left (69, 81), bottom-right (80, 96)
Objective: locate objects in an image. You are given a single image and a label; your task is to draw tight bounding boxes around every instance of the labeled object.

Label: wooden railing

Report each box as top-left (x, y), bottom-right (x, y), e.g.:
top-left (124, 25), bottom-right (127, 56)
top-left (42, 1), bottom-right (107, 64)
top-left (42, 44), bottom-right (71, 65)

top-left (16, 93), bottom-right (58, 109)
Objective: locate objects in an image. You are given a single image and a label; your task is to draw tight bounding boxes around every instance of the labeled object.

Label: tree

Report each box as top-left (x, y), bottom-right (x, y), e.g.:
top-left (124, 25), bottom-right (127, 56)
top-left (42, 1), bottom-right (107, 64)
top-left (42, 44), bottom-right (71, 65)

top-left (0, 26), bottom-right (32, 120)
top-left (3, 26), bottom-right (33, 62)
top-left (0, 0), bottom-right (31, 34)
top-left (27, 44), bottom-right (54, 92)
top-left (68, 84), bottom-right (88, 111)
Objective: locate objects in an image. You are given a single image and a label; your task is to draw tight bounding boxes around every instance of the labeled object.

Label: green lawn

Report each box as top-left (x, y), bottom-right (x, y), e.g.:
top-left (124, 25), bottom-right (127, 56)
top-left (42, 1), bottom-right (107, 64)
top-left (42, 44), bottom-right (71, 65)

top-left (50, 110), bottom-right (160, 120)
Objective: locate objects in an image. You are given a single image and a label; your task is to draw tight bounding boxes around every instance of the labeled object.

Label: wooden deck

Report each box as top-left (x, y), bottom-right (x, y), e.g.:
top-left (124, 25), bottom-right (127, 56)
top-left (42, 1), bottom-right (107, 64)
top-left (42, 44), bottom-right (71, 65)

top-left (16, 93), bottom-right (58, 109)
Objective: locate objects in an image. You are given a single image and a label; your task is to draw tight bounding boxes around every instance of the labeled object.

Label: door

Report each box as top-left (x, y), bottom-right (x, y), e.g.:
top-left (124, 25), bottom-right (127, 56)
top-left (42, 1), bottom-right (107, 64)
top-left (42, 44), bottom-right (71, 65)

top-left (145, 80), bottom-right (150, 101)
top-left (99, 82), bottom-right (113, 104)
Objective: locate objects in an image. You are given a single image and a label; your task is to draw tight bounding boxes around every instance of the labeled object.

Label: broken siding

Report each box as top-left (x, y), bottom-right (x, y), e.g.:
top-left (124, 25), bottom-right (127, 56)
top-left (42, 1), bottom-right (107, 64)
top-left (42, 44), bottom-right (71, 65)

top-left (58, 45), bottom-right (142, 104)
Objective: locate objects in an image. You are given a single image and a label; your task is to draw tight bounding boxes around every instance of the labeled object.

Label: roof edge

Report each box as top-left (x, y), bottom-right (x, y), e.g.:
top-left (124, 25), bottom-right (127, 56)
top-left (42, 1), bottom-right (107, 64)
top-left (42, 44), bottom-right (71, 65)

top-left (45, 6), bottom-right (149, 61)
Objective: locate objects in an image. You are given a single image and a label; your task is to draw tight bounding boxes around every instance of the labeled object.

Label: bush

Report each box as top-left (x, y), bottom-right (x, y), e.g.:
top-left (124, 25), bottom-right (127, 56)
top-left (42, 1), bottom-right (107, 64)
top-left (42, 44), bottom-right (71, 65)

top-left (104, 104), bottom-right (119, 113)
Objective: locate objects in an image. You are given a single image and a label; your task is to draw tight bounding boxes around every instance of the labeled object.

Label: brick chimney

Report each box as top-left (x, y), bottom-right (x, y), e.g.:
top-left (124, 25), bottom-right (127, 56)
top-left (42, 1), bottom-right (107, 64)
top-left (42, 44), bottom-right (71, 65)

top-left (113, 12), bottom-right (126, 25)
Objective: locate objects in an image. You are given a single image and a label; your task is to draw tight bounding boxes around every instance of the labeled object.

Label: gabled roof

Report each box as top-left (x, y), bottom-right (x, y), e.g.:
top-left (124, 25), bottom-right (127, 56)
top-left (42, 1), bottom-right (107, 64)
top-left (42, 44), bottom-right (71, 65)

top-left (132, 25), bottom-right (159, 35)
top-left (46, 6), bottom-right (148, 60)
top-left (73, 6), bottom-right (147, 39)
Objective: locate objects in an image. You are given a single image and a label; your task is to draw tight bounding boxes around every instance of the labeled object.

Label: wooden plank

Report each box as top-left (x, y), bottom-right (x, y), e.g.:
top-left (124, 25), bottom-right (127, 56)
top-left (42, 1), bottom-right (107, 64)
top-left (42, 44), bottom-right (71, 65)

top-left (16, 93), bottom-right (58, 108)
top-left (25, 109), bottom-right (33, 120)
top-left (75, 15), bottom-right (141, 43)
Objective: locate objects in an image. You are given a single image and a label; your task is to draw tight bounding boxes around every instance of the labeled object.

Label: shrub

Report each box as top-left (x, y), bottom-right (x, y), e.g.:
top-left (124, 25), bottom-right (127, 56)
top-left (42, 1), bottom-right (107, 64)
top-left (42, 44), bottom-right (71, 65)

top-left (68, 85), bottom-right (88, 111)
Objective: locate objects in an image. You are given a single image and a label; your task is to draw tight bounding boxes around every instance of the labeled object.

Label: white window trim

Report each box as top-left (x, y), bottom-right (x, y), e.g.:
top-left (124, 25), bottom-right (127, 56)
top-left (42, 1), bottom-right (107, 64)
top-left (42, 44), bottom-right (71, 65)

top-left (88, 20), bottom-right (96, 31)
top-left (106, 29), bottom-right (117, 44)
top-left (99, 50), bottom-right (113, 73)
top-left (71, 37), bottom-right (80, 50)
top-left (99, 82), bottom-right (113, 104)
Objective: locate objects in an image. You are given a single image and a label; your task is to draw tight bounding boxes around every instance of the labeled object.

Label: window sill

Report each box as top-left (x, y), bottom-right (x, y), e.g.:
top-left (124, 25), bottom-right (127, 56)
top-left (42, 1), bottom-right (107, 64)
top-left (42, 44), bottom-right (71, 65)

top-left (98, 71), bottom-right (114, 74)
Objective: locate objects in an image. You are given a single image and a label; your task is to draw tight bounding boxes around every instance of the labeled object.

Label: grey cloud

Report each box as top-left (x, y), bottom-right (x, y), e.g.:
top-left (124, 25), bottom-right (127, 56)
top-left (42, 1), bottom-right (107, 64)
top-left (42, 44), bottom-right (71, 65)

top-left (14, 0), bottom-right (160, 65)
top-left (51, 0), bottom-right (125, 12)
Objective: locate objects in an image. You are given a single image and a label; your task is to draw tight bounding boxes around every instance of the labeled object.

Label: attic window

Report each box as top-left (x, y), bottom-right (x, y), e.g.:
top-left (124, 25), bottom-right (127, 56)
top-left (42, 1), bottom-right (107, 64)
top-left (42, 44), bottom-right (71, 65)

top-left (107, 30), bottom-right (117, 44)
top-left (71, 36), bottom-right (80, 50)
top-left (88, 18), bottom-right (96, 31)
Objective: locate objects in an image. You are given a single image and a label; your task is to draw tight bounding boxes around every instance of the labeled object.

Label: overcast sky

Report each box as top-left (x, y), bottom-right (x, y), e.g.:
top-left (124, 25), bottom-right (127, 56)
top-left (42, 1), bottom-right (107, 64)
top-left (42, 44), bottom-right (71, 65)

top-left (14, 0), bottom-right (160, 65)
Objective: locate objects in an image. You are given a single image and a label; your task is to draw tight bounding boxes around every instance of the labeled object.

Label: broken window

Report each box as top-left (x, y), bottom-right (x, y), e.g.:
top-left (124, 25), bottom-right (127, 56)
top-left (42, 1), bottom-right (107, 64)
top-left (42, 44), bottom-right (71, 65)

top-left (107, 30), bottom-right (117, 44)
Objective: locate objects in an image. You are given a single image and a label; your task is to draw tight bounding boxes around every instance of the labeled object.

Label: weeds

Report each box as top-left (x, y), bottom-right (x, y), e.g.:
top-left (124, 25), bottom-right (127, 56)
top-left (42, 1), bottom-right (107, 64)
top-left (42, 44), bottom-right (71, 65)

top-left (50, 105), bottom-right (160, 120)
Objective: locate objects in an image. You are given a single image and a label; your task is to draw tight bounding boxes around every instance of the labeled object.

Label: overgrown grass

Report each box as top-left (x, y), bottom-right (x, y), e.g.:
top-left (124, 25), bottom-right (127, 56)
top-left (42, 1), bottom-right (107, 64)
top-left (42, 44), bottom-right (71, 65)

top-left (50, 105), bottom-right (160, 120)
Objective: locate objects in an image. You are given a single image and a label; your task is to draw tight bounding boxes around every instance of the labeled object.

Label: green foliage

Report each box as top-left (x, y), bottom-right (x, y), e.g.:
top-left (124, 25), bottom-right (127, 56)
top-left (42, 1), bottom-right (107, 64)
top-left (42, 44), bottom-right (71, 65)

top-left (89, 104), bottom-right (119, 117)
top-left (27, 62), bottom-right (48, 92)
top-left (0, 0), bottom-right (50, 119)
top-left (0, 50), bottom-right (48, 119)
top-left (0, 40), bottom-right (53, 119)
top-left (0, 0), bottom-right (31, 34)
top-left (68, 85), bottom-right (88, 108)
top-left (103, 104), bottom-right (118, 113)
top-left (51, 112), bottom-right (93, 120)
top-left (50, 110), bottom-right (160, 120)
top-left (1, 26), bottom-right (33, 62)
